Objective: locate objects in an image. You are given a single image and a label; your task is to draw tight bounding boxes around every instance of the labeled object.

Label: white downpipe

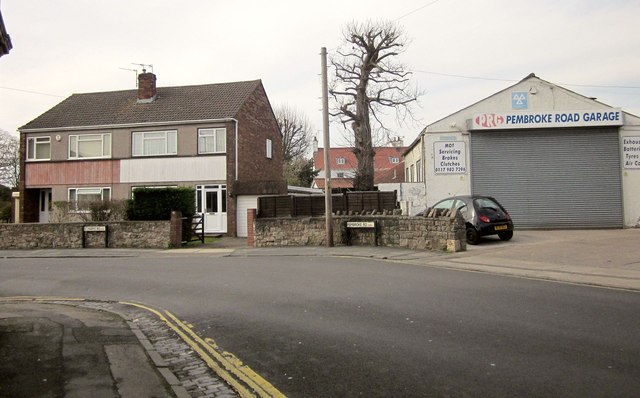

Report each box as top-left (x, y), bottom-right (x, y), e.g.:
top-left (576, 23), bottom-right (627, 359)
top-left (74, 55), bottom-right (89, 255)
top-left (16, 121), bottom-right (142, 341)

top-left (232, 118), bottom-right (238, 180)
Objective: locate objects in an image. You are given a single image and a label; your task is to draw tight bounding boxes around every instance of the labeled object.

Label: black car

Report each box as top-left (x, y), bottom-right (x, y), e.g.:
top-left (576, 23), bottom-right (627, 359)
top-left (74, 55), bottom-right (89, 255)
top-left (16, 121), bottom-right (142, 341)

top-left (427, 195), bottom-right (514, 245)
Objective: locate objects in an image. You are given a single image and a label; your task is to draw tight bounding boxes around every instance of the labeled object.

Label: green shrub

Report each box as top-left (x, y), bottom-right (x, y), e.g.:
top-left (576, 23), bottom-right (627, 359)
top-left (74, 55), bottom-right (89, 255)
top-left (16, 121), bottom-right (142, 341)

top-left (127, 187), bottom-right (195, 220)
top-left (0, 203), bottom-right (11, 222)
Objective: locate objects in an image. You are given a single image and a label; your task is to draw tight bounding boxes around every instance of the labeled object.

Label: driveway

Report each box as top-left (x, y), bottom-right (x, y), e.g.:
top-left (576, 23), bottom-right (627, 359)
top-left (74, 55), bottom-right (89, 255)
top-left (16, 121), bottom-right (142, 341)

top-left (432, 228), bottom-right (640, 290)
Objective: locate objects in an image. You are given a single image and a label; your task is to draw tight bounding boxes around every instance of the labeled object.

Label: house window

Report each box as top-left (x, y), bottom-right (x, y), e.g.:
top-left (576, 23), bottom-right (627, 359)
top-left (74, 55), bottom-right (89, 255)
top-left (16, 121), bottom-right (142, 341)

top-left (336, 157), bottom-right (346, 165)
top-left (68, 187), bottom-right (111, 211)
top-left (416, 159), bottom-right (422, 182)
top-left (390, 157), bottom-right (400, 164)
top-left (132, 130), bottom-right (177, 156)
top-left (27, 136), bottom-right (51, 161)
top-left (405, 167), bottom-right (410, 182)
top-left (266, 139), bottom-right (273, 159)
top-left (337, 172), bottom-right (345, 178)
top-left (69, 133), bottom-right (111, 159)
top-left (198, 128), bottom-right (226, 154)
top-left (410, 165), bottom-right (415, 182)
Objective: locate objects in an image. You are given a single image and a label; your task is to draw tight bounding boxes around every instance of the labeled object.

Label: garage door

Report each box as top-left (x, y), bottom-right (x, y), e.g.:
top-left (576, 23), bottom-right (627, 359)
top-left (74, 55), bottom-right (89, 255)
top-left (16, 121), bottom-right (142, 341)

top-left (236, 195), bottom-right (259, 237)
top-left (470, 128), bottom-right (622, 228)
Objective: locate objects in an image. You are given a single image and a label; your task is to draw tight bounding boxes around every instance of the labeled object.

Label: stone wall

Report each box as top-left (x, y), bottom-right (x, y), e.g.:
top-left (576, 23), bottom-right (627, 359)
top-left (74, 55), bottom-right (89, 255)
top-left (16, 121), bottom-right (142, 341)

top-left (0, 220), bottom-right (176, 249)
top-left (253, 213), bottom-right (466, 252)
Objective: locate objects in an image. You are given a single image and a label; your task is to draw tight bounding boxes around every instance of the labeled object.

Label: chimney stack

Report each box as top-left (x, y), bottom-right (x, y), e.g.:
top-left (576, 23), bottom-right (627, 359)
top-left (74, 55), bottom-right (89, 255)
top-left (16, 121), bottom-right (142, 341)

top-left (137, 71), bottom-right (157, 103)
top-left (390, 137), bottom-right (404, 147)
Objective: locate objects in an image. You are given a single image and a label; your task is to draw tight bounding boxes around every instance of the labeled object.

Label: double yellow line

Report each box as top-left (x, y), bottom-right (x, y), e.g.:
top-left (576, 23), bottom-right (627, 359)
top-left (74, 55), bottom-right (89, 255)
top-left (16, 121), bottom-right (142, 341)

top-left (121, 301), bottom-right (286, 398)
top-left (0, 296), bottom-right (285, 398)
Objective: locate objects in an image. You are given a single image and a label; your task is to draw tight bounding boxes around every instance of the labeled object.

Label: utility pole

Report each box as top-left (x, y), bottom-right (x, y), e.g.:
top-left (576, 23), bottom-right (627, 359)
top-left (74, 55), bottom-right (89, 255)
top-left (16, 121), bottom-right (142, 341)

top-left (321, 47), bottom-right (333, 247)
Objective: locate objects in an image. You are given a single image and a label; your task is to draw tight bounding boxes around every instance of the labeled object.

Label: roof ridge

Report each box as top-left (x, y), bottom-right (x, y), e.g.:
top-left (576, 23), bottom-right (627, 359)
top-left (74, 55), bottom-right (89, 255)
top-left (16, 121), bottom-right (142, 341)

top-left (69, 79), bottom-right (262, 97)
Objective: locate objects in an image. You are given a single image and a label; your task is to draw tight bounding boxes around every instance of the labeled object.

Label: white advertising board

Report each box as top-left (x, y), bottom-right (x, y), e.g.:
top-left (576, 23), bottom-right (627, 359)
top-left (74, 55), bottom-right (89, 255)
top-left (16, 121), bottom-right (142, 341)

top-left (623, 136), bottom-right (640, 169)
top-left (472, 109), bottom-right (624, 130)
top-left (434, 141), bottom-right (466, 174)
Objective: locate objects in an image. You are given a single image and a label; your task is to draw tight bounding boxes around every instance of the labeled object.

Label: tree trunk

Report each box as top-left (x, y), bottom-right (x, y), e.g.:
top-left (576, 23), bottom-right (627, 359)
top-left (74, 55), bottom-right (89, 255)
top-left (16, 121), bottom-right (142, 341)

top-left (352, 83), bottom-right (375, 191)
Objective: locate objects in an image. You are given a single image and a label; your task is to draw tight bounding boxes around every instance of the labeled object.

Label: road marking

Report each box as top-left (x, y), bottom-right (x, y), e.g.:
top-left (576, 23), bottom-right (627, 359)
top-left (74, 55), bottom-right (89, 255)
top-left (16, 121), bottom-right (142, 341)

top-left (122, 301), bottom-right (286, 398)
top-left (164, 311), bottom-right (286, 398)
top-left (0, 297), bottom-right (285, 398)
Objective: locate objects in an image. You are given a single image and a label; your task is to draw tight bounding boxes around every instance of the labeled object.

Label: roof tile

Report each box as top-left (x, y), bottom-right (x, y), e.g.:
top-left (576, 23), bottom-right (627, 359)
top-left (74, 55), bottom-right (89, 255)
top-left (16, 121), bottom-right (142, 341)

top-left (20, 80), bottom-right (261, 130)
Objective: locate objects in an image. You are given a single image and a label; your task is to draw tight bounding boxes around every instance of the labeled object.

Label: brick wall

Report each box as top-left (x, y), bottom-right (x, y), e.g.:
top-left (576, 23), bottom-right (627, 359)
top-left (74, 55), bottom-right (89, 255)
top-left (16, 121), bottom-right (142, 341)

top-left (253, 214), bottom-right (466, 252)
top-left (226, 81), bottom-right (286, 237)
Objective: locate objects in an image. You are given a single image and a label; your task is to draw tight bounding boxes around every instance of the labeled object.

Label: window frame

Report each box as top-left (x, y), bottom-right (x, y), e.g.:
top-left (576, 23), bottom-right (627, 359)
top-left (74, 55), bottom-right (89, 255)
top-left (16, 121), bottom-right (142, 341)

top-left (68, 133), bottom-right (111, 159)
top-left (266, 138), bottom-right (273, 159)
top-left (336, 157), bottom-right (346, 165)
top-left (132, 130), bottom-right (177, 157)
top-left (198, 128), bottom-right (226, 155)
top-left (26, 136), bottom-right (51, 161)
top-left (68, 187), bottom-right (111, 212)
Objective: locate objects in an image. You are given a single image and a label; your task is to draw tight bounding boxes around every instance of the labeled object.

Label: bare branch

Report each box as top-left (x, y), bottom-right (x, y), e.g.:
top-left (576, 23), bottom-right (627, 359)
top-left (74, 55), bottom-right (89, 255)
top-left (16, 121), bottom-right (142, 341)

top-left (329, 19), bottom-right (422, 191)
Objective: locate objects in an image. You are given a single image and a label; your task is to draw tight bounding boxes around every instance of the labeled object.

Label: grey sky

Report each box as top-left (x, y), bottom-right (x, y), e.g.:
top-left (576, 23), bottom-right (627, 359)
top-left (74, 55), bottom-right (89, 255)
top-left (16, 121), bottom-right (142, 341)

top-left (1, 0), bottom-right (638, 146)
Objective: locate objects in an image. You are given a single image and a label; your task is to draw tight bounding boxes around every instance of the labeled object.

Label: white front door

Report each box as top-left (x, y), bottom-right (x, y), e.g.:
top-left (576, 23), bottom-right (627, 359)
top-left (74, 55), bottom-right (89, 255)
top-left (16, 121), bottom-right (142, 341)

top-left (196, 185), bottom-right (227, 233)
top-left (39, 189), bottom-right (52, 223)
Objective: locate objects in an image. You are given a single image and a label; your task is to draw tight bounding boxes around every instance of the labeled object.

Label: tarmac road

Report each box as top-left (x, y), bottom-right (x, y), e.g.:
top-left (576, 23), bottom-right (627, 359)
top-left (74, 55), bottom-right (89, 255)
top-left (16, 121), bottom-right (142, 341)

top-left (1, 231), bottom-right (639, 398)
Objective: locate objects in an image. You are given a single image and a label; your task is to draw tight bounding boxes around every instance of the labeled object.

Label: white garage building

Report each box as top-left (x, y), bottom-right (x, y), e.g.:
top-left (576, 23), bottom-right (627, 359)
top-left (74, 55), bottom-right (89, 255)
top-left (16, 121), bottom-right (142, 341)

top-left (404, 74), bottom-right (640, 228)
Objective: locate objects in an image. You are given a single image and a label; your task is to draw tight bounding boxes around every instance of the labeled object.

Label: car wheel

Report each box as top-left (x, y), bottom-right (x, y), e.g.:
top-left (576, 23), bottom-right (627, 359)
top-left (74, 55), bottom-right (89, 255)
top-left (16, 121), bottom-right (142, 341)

top-left (466, 226), bottom-right (480, 245)
top-left (498, 230), bottom-right (513, 241)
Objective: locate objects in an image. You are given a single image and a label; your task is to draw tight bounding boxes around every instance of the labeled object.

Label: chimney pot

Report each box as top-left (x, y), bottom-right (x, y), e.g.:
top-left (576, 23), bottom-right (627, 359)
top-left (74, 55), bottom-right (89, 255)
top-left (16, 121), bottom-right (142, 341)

top-left (137, 72), bottom-right (157, 103)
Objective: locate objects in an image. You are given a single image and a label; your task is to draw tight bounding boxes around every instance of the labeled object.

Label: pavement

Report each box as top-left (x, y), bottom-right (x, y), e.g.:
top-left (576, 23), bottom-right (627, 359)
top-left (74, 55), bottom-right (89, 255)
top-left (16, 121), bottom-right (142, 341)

top-left (1, 229), bottom-right (639, 397)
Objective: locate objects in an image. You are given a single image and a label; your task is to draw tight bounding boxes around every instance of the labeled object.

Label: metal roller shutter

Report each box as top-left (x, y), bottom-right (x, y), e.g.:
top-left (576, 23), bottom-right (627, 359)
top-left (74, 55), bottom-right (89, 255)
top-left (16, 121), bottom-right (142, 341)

top-left (470, 128), bottom-right (622, 229)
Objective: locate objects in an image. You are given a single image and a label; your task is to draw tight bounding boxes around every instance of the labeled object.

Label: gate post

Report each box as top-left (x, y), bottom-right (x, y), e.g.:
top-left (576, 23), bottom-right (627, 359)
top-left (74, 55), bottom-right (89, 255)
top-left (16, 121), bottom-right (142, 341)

top-left (170, 211), bottom-right (183, 247)
top-left (247, 208), bottom-right (256, 247)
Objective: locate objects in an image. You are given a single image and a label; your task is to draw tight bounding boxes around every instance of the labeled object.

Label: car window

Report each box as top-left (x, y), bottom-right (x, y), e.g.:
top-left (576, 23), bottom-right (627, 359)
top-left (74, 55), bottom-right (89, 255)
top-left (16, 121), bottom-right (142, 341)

top-left (474, 197), bottom-right (500, 210)
top-left (455, 201), bottom-right (469, 219)
top-left (433, 199), bottom-right (454, 210)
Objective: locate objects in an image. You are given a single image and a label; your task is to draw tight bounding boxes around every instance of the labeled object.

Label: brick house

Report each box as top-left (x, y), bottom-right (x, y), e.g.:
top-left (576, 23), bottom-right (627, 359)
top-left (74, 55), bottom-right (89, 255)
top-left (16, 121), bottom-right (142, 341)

top-left (17, 72), bottom-right (286, 237)
top-left (312, 138), bottom-right (406, 191)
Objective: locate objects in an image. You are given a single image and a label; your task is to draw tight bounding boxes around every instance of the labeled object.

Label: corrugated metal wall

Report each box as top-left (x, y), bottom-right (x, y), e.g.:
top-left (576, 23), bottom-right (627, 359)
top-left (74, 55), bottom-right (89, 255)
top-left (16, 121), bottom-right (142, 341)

top-left (470, 128), bottom-right (622, 228)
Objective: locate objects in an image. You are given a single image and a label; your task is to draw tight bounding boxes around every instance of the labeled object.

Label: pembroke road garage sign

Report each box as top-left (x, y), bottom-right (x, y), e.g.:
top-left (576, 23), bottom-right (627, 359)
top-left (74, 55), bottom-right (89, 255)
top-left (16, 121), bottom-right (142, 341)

top-left (472, 108), bottom-right (624, 130)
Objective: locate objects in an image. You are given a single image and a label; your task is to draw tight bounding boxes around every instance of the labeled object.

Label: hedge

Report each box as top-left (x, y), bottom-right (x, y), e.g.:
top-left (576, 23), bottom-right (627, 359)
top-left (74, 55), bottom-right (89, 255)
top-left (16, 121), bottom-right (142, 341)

top-left (127, 187), bottom-right (195, 220)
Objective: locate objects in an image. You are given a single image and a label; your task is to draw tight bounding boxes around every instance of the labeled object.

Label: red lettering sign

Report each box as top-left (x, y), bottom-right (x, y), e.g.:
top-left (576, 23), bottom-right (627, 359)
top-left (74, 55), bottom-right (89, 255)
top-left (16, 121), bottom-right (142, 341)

top-left (475, 114), bottom-right (505, 128)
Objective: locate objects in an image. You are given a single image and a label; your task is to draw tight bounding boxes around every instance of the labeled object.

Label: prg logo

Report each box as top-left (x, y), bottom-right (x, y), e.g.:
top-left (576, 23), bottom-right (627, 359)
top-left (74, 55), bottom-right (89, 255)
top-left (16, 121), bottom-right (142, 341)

top-left (475, 113), bottom-right (505, 128)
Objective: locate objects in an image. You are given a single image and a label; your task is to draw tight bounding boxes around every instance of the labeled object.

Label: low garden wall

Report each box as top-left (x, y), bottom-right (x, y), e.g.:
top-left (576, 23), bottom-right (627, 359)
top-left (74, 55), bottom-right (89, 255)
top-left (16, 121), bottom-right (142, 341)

top-left (0, 216), bottom-right (182, 249)
top-left (252, 212), bottom-right (466, 252)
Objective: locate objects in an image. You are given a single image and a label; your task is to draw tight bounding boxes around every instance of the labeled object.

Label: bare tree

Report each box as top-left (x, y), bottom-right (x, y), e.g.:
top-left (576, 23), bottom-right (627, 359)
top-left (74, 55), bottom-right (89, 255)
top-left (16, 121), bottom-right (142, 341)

top-left (0, 130), bottom-right (19, 188)
top-left (330, 20), bottom-right (420, 191)
top-left (275, 104), bottom-right (313, 162)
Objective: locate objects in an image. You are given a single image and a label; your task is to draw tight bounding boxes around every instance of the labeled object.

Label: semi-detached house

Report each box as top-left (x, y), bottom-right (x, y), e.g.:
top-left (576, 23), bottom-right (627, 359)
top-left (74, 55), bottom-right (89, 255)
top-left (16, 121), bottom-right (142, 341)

top-left (17, 72), bottom-right (286, 237)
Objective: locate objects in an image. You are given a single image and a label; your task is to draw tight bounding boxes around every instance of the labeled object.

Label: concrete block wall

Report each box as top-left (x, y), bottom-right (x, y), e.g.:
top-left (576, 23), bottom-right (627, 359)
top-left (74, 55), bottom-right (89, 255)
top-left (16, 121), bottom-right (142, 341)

top-left (253, 214), bottom-right (466, 252)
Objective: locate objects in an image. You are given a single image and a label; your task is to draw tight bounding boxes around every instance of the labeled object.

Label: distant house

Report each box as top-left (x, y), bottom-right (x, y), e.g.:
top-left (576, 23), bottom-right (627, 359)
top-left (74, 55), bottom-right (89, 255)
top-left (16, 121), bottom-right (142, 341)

top-left (0, 7), bottom-right (12, 57)
top-left (17, 72), bottom-right (286, 237)
top-left (312, 138), bottom-right (406, 191)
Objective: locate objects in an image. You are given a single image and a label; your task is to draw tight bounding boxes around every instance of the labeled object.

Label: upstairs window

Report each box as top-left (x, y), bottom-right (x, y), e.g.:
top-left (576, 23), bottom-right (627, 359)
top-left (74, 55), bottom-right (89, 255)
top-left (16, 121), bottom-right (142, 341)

top-left (266, 139), bottom-right (273, 159)
top-left (132, 130), bottom-right (177, 157)
top-left (69, 133), bottom-right (111, 159)
top-left (390, 157), bottom-right (400, 164)
top-left (336, 157), bottom-right (346, 165)
top-left (27, 136), bottom-right (51, 161)
top-left (198, 128), bottom-right (226, 154)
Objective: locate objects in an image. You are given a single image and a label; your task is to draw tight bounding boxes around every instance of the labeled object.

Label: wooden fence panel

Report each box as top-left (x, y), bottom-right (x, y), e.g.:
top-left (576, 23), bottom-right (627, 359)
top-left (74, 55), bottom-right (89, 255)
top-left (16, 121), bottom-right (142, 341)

top-left (257, 192), bottom-right (397, 218)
